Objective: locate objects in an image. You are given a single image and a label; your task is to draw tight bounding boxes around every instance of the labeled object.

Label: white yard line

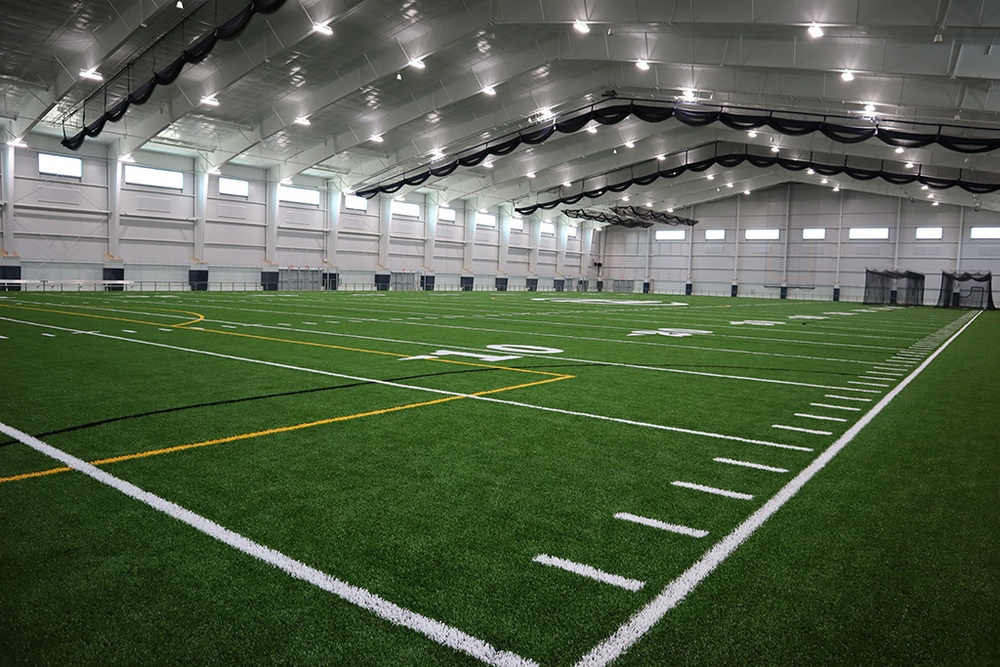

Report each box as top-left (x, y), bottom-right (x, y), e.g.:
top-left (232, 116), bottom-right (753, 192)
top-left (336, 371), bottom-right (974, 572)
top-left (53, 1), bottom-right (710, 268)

top-left (573, 310), bottom-right (979, 667)
top-left (848, 380), bottom-right (889, 387)
top-left (809, 403), bottom-right (861, 412)
top-left (793, 413), bottom-right (848, 423)
top-left (824, 394), bottom-right (872, 402)
top-left (713, 458), bottom-right (788, 473)
top-left (671, 481), bottom-right (754, 500)
top-left (771, 424), bottom-right (833, 435)
top-left (533, 554), bottom-right (645, 592)
top-left (613, 513), bottom-right (708, 538)
top-left (0, 421), bottom-right (538, 667)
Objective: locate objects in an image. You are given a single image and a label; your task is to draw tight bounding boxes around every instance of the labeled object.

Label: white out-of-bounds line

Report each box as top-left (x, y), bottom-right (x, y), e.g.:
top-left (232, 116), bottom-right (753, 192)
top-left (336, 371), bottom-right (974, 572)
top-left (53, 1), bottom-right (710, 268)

top-left (713, 458), bottom-right (788, 473)
top-left (825, 394), bottom-right (872, 402)
top-left (0, 316), bottom-right (807, 453)
top-left (771, 424), bottom-right (833, 436)
top-left (0, 422), bottom-right (537, 667)
top-left (671, 481), bottom-right (754, 500)
top-left (573, 310), bottom-right (981, 667)
top-left (613, 512), bottom-right (708, 538)
top-left (793, 413), bottom-right (848, 423)
top-left (533, 554), bottom-right (645, 592)
top-left (809, 403), bottom-right (861, 412)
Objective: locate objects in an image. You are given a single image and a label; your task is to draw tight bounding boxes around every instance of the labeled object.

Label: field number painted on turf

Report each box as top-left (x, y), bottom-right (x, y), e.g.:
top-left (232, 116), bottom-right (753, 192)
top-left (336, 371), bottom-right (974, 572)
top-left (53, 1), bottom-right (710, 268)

top-left (628, 328), bottom-right (712, 338)
top-left (400, 344), bottom-right (563, 363)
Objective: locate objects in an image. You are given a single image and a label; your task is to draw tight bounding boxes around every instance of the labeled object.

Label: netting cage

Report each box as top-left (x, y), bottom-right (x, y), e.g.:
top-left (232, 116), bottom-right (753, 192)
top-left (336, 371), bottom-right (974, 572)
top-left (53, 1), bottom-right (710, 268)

top-left (863, 269), bottom-right (925, 306)
top-left (936, 272), bottom-right (997, 310)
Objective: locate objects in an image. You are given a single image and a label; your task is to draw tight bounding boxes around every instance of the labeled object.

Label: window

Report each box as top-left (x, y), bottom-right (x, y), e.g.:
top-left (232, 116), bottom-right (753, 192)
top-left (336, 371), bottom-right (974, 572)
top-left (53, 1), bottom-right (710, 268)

top-left (540, 222), bottom-right (555, 235)
top-left (849, 227), bottom-right (889, 240)
top-left (438, 207), bottom-right (456, 221)
top-left (802, 228), bottom-right (826, 240)
top-left (344, 194), bottom-right (368, 211)
top-left (509, 216), bottom-right (524, 231)
top-left (124, 164), bottom-right (184, 190)
top-left (655, 229), bottom-right (685, 241)
top-left (218, 177), bottom-right (249, 197)
top-left (704, 229), bottom-right (725, 241)
top-left (744, 228), bottom-right (780, 241)
top-left (393, 201), bottom-right (420, 218)
top-left (915, 226), bottom-right (943, 240)
top-left (278, 185), bottom-right (320, 206)
top-left (475, 212), bottom-right (497, 227)
top-left (38, 153), bottom-right (82, 178)
top-left (566, 226), bottom-right (577, 238)
top-left (970, 227), bottom-right (1000, 240)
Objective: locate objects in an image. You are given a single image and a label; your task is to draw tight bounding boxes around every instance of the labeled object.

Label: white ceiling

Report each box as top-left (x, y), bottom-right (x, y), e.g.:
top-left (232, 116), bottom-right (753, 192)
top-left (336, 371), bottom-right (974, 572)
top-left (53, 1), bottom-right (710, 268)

top-left (3, 0), bottom-right (1000, 215)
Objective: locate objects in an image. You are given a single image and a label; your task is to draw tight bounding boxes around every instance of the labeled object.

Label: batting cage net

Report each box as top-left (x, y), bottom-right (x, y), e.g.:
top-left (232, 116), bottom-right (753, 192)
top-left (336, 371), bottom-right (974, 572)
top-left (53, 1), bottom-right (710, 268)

top-left (863, 269), bottom-right (926, 306)
top-left (935, 272), bottom-right (997, 310)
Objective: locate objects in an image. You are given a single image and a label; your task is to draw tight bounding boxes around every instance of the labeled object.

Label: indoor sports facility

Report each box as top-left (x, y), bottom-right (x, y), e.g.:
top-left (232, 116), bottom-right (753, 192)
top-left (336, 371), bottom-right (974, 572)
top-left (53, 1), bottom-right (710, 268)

top-left (0, 2), bottom-right (998, 666)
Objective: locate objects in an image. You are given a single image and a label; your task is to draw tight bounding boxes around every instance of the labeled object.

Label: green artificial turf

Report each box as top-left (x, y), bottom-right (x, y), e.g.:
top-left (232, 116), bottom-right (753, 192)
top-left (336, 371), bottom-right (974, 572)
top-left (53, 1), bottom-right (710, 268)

top-left (0, 291), bottom-right (996, 666)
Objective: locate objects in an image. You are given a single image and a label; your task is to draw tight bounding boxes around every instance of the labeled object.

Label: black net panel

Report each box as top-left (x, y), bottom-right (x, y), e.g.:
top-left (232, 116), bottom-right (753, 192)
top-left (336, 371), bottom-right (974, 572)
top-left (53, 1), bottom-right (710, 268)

top-left (936, 272), bottom-right (997, 309)
top-left (864, 269), bottom-right (925, 305)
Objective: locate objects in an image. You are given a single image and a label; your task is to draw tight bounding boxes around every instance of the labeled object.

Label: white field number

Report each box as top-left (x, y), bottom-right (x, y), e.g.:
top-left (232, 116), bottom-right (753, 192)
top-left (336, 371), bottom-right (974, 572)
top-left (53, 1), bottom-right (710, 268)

top-left (400, 344), bottom-right (563, 363)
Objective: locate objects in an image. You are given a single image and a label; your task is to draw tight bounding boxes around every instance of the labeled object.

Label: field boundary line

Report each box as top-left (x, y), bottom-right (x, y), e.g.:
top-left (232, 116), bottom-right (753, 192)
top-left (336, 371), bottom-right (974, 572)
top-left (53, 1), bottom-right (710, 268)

top-left (573, 310), bottom-right (980, 667)
top-left (0, 302), bottom-right (204, 327)
top-left (0, 421), bottom-right (538, 667)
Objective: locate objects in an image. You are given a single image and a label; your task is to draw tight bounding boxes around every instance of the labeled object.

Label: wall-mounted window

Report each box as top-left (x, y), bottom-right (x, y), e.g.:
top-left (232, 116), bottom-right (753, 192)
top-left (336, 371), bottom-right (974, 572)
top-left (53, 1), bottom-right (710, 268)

top-left (278, 185), bottom-right (320, 206)
top-left (566, 226), bottom-right (578, 238)
top-left (970, 227), bottom-right (1000, 239)
top-left (704, 228), bottom-right (725, 241)
top-left (393, 201), bottom-right (421, 218)
top-left (218, 177), bottom-right (249, 197)
top-left (475, 212), bottom-right (497, 227)
top-left (849, 227), bottom-right (889, 240)
top-left (802, 228), bottom-right (826, 240)
top-left (38, 153), bottom-right (82, 178)
top-left (124, 164), bottom-right (184, 190)
top-left (344, 194), bottom-right (368, 211)
top-left (438, 207), bottom-right (456, 221)
top-left (915, 226), bottom-right (943, 240)
top-left (655, 229), bottom-right (685, 241)
top-left (540, 222), bottom-right (556, 235)
top-left (744, 228), bottom-right (780, 240)
top-left (509, 216), bottom-right (524, 231)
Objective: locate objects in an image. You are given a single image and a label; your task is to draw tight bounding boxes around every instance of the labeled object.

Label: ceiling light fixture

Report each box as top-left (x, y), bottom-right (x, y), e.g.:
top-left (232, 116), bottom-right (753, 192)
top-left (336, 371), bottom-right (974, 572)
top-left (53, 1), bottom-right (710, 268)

top-left (864, 103), bottom-right (876, 113)
top-left (526, 172), bottom-right (536, 178)
top-left (645, 202), bottom-right (654, 208)
top-left (806, 168), bottom-right (815, 175)
top-left (636, 60), bottom-right (650, 70)
top-left (921, 184), bottom-right (930, 190)
top-left (175, 0), bottom-right (184, 9)
top-left (726, 182), bottom-right (734, 188)
top-left (537, 107), bottom-right (554, 121)
top-left (573, 20), bottom-right (590, 33)
top-left (905, 162), bottom-right (914, 168)
top-left (808, 23), bottom-right (824, 38)
top-left (481, 85), bottom-right (496, 95)
top-left (681, 88), bottom-right (696, 100)
top-left (747, 130), bottom-right (758, 138)
top-left (563, 181), bottom-right (571, 187)
top-left (706, 174), bottom-right (715, 180)
top-left (586, 125), bottom-right (597, 134)
top-left (370, 134), bottom-right (384, 143)
top-left (312, 20), bottom-right (333, 35)
top-left (833, 185), bottom-right (841, 192)
top-left (622, 195), bottom-right (630, 202)
top-left (894, 146), bottom-right (904, 153)
top-left (408, 58), bottom-right (425, 69)
top-left (624, 140), bottom-right (635, 148)
top-left (200, 95), bottom-right (220, 106)
top-left (821, 178), bottom-right (829, 184)
top-left (841, 70), bottom-right (855, 82)
top-left (484, 160), bottom-right (494, 168)
top-left (932, 201), bottom-right (940, 205)
top-left (79, 68), bottom-right (103, 81)
top-left (430, 149), bottom-right (445, 160)
top-left (771, 145), bottom-right (779, 153)
top-left (667, 207), bottom-right (674, 213)
top-left (656, 154), bottom-right (665, 161)
top-left (294, 116), bottom-right (311, 126)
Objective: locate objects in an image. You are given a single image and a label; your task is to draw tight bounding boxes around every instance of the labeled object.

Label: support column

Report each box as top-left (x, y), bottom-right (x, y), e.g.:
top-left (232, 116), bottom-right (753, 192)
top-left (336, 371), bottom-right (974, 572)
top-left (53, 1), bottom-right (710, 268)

top-left (833, 190), bottom-right (844, 300)
top-left (555, 216), bottom-right (568, 276)
top-left (732, 195), bottom-right (741, 296)
top-left (463, 200), bottom-right (476, 273)
top-left (106, 146), bottom-right (124, 260)
top-left (264, 169), bottom-right (279, 265)
top-left (644, 225), bottom-right (653, 282)
top-left (378, 193), bottom-right (392, 269)
top-left (579, 222), bottom-right (594, 276)
top-left (686, 205), bottom-right (696, 294)
top-left (781, 184), bottom-right (791, 291)
top-left (893, 197), bottom-right (902, 270)
top-left (0, 138), bottom-right (14, 257)
top-left (956, 206), bottom-right (966, 272)
top-left (193, 159), bottom-right (208, 263)
top-left (424, 194), bottom-right (439, 272)
top-left (325, 183), bottom-right (341, 267)
top-left (528, 215), bottom-right (540, 276)
top-left (498, 202), bottom-right (512, 275)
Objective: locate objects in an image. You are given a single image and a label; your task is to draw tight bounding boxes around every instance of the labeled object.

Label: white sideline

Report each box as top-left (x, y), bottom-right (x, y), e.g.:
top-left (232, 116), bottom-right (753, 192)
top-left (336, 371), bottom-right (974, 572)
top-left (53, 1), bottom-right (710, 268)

top-left (713, 458), bottom-right (788, 473)
top-left (613, 512), bottom-right (708, 538)
top-left (533, 554), bottom-right (645, 592)
top-left (0, 421), bottom-right (538, 667)
top-left (573, 310), bottom-right (980, 667)
top-left (671, 481), bottom-right (754, 500)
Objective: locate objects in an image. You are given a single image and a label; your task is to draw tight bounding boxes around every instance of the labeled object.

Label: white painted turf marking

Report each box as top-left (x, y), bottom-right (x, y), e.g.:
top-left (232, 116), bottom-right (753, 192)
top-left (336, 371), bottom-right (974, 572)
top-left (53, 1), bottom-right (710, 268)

top-left (573, 310), bottom-right (980, 667)
top-left (533, 554), bottom-right (645, 592)
top-left (809, 403), bottom-right (861, 412)
top-left (671, 481), bottom-right (754, 500)
top-left (793, 413), bottom-right (848, 423)
top-left (613, 512), bottom-right (708, 538)
top-left (824, 394), bottom-right (872, 402)
top-left (713, 458), bottom-right (788, 473)
top-left (848, 381), bottom-right (889, 387)
top-left (0, 421), bottom-right (537, 667)
top-left (771, 424), bottom-right (832, 436)
top-left (41, 333), bottom-right (56, 337)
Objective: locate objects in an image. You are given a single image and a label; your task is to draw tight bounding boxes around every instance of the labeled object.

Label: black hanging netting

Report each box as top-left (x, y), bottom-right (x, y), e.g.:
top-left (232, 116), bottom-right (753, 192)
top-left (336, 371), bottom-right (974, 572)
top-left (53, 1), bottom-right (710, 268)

top-left (935, 272), bottom-right (997, 310)
top-left (864, 269), bottom-right (925, 306)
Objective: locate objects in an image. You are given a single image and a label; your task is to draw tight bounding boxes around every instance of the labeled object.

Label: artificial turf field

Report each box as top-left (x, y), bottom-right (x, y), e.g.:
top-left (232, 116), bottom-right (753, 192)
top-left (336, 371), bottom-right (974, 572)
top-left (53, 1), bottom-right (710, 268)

top-left (0, 290), bottom-right (996, 666)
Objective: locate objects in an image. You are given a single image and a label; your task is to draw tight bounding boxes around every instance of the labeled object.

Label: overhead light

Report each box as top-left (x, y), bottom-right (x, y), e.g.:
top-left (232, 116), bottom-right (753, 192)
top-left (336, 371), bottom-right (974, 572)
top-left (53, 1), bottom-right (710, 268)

top-left (294, 116), bottom-right (311, 126)
top-left (526, 172), bottom-right (536, 178)
top-left (841, 70), bottom-right (855, 82)
top-left (706, 174), bottom-right (715, 180)
top-left (747, 130), bottom-right (758, 138)
top-left (636, 60), bottom-right (650, 70)
top-left (481, 85), bottom-right (496, 95)
top-left (921, 184), bottom-right (929, 190)
top-left (312, 20), bottom-right (333, 35)
top-left (833, 185), bottom-right (840, 192)
top-left (6, 138), bottom-right (27, 148)
top-left (396, 72), bottom-right (402, 80)
top-left (370, 134), bottom-right (384, 143)
top-left (484, 160), bottom-right (494, 168)
top-left (200, 95), bottom-right (220, 106)
top-left (905, 161), bottom-right (914, 169)
top-left (118, 154), bottom-right (135, 163)
top-left (645, 202), bottom-right (653, 207)
top-left (932, 201), bottom-right (940, 205)
top-left (573, 20), bottom-right (590, 33)
top-left (770, 145), bottom-right (779, 153)
top-left (624, 140), bottom-right (635, 148)
top-left (537, 107), bottom-right (554, 121)
top-left (933, 33), bottom-right (943, 43)
top-left (864, 103), bottom-right (876, 113)
top-left (806, 168), bottom-right (815, 175)
top-left (926, 193), bottom-right (934, 199)
top-left (175, 0), bottom-right (184, 8)
top-left (430, 149), bottom-right (445, 160)
top-left (808, 23), bottom-right (824, 38)
top-left (821, 178), bottom-right (829, 184)
top-left (681, 88), bottom-right (696, 100)
top-left (666, 207), bottom-right (674, 213)
top-left (656, 154), bottom-right (665, 161)
top-left (894, 146), bottom-right (904, 153)
top-left (622, 195), bottom-right (630, 202)
top-left (586, 125), bottom-right (597, 134)
top-left (563, 181), bottom-right (571, 187)
top-left (726, 182), bottom-right (734, 188)
top-left (408, 58), bottom-right (425, 69)
top-left (79, 68), bottom-right (103, 81)
top-left (744, 190), bottom-right (751, 195)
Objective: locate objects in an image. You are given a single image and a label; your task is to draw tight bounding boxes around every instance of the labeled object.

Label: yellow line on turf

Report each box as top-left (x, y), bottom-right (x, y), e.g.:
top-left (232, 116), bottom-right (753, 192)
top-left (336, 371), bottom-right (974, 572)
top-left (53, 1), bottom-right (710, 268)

top-left (0, 303), bottom-right (204, 328)
top-left (0, 373), bottom-right (572, 485)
